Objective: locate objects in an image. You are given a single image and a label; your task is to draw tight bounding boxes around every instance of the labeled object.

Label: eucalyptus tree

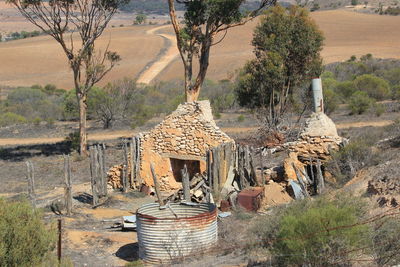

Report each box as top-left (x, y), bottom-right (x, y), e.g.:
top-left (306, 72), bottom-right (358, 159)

top-left (168, 0), bottom-right (276, 102)
top-left (236, 5), bottom-right (324, 129)
top-left (6, 0), bottom-right (128, 154)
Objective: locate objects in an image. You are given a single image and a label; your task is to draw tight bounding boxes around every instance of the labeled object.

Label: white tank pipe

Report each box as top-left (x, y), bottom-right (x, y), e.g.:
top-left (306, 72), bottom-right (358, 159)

top-left (312, 78), bottom-right (324, 113)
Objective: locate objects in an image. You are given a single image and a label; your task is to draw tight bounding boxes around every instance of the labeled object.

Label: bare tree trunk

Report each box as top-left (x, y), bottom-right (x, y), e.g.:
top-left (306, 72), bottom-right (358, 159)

top-left (78, 94), bottom-right (88, 156)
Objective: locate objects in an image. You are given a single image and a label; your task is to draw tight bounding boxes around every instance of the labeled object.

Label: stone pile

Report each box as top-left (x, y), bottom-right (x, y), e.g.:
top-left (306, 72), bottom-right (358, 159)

top-left (287, 135), bottom-right (343, 161)
top-left (368, 176), bottom-right (400, 207)
top-left (141, 101), bottom-right (232, 158)
top-left (107, 164), bottom-right (124, 189)
top-left (283, 112), bottom-right (345, 183)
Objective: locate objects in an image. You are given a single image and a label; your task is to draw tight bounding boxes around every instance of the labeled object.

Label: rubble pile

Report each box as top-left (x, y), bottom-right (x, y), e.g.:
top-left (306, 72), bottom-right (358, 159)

top-left (368, 176), bottom-right (400, 207)
top-left (165, 173), bottom-right (212, 203)
top-left (107, 164), bottom-right (124, 189)
top-left (283, 112), bottom-right (345, 182)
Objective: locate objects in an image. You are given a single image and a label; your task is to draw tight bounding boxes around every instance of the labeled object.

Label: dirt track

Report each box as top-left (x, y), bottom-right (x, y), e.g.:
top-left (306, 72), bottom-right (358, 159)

top-left (136, 25), bottom-right (179, 84)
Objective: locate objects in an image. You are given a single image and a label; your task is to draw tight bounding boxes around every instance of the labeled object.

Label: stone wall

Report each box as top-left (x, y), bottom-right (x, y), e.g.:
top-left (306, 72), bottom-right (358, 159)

top-left (139, 100), bottom-right (234, 190)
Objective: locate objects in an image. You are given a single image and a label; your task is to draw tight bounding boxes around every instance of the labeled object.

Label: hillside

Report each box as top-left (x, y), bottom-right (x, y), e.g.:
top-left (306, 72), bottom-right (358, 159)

top-left (1, 9), bottom-right (400, 88)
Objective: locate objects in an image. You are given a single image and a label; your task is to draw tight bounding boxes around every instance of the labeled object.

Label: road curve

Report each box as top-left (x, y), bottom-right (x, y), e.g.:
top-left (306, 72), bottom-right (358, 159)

top-left (136, 25), bottom-right (179, 84)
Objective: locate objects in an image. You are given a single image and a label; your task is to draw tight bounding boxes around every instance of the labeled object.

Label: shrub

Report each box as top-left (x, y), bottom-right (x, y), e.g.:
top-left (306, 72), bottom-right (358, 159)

top-left (371, 217), bottom-right (400, 266)
top-left (353, 74), bottom-right (391, 100)
top-left (348, 91), bottom-right (374, 115)
top-left (351, 0), bottom-right (359, 5)
top-left (323, 88), bottom-right (340, 114)
top-left (252, 196), bottom-right (369, 267)
top-left (65, 131), bottom-right (80, 152)
top-left (237, 114), bottom-right (245, 122)
top-left (391, 84), bottom-right (400, 100)
top-left (326, 139), bottom-right (377, 184)
top-left (373, 102), bottom-right (385, 117)
top-left (32, 117), bottom-right (42, 126)
top-left (0, 198), bottom-right (56, 266)
top-left (335, 81), bottom-right (357, 99)
top-left (0, 112), bottom-right (27, 127)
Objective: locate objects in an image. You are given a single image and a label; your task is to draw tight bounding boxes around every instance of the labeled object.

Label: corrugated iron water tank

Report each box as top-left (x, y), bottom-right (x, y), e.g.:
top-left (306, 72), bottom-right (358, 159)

top-left (136, 202), bottom-right (218, 264)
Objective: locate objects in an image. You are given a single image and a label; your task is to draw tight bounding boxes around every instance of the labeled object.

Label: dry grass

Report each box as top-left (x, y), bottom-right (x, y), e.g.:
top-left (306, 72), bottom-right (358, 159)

top-left (1, 9), bottom-right (400, 88)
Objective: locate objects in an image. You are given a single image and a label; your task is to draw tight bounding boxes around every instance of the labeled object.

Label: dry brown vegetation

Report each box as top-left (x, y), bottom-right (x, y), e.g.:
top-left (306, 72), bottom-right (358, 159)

top-left (1, 9), bottom-right (400, 88)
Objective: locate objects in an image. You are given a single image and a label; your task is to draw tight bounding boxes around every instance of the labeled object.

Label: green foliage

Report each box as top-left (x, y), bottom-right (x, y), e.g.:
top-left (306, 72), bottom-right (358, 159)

top-left (385, 6), bottom-right (400, 15)
top-left (348, 91), bottom-right (374, 114)
top-left (3, 30), bottom-right (42, 41)
top-left (130, 105), bottom-right (155, 129)
top-left (235, 5), bottom-right (323, 127)
top-left (327, 139), bottom-right (377, 184)
top-left (252, 196), bottom-right (369, 266)
top-left (372, 102), bottom-right (385, 117)
top-left (310, 3), bottom-right (320, 11)
top-left (371, 217), bottom-right (400, 266)
top-left (0, 198), bottom-right (56, 267)
top-left (274, 196), bottom-right (369, 266)
top-left (65, 131), bottom-right (81, 152)
top-left (335, 80), bottom-right (357, 99)
top-left (3, 85), bottom-right (64, 122)
top-left (353, 74), bottom-right (391, 100)
top-left (391, 84), bottom-right (400, 100)
top-left (32, 117), bottom-right (42, 126)
top-left (381, 67), bottom-right (400, 86)
top-left (0, 112), bottom-right (27, 127)
top-left (135, 13), bottom-right (147, 24)
top-left (323, 88), bottom-right (340, 114)
top-left (201, 80), bottom-right (235, 113)
top-left (125, 260), bottom-right (144, 267)
top-left (351, 0), bottom-right (359, 5)
top-left (237, 114), bottom-right (245, 122)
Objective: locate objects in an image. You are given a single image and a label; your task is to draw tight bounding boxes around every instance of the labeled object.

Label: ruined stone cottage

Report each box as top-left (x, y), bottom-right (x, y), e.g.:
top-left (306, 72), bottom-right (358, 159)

top-left (137, 100), bottom-right (233, 191)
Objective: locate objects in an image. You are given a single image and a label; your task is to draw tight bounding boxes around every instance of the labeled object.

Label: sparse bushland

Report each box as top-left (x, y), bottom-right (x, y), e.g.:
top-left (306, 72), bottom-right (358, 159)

top-left (326, 137), bottom-right (378, 185)
top-left (0, 198), bottom-right (57, 267)
top-left (249, 195), bottom-right (371, 267)
top-left (323, 55), bottom-right (400, 114)
top-left (0, 78), bottom-right (236, 132)
top-left (0, 85), bottom-right (65, 127)
top-left (348, 91), bottom-right (374, 115)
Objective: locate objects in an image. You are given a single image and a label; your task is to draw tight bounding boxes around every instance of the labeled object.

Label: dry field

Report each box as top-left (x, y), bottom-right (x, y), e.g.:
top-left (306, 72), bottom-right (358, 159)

top-left (1, 8), bottom-right (400, 88)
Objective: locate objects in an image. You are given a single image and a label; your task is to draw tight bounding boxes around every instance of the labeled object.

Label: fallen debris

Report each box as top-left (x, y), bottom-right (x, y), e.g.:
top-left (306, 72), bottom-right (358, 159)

top-left (368, 175), bottom-right (400, 207)
top-left (237, 187), bottom-right (264, 212)
top-left (122, 215), bottom-right (137, 230)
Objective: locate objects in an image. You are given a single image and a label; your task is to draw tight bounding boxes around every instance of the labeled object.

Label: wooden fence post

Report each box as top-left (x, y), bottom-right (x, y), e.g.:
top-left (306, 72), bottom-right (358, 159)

top-left (212, 147), bottom-right (220, 196)
top-left (129, 138), bottom-right (136, 190)
top-left (97, 145), bottom-right (105, 197)
top-left (181, 164), bottom-right (190, 202)
top-left (122, 140), bottom-right (129, 193)
top-left (260, 149), bottom-right (265, 185)
top-left (26, 161), bottom-right (36, 208)
top-left (90, 147), bottom-right (99, 206)
top-left (135, 136), bottom-right (142, 186)
top-left (316, 159), bottom-right (325, 194)
top-left (64, 155), bottom-right (72, 216)
top-left (150, 163), bottom-right (163, 206)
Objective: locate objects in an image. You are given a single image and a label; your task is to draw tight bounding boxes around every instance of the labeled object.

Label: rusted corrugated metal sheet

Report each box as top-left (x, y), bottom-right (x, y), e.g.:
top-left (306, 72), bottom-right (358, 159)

top-left (136, 203), bottom-right (218, 264)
